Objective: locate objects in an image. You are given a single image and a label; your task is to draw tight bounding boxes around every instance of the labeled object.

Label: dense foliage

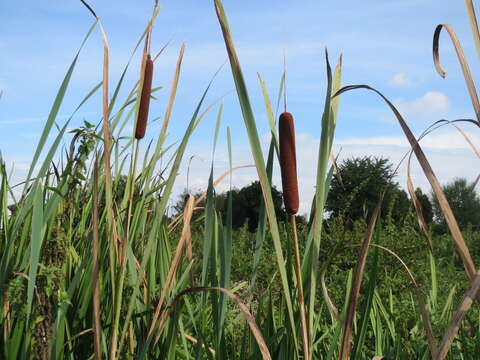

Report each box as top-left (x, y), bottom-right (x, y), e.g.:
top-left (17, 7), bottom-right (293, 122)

top-left (432, 178), bottom-right (480, 233)
top-left (326, 157), bottom-right (411, 224)
top-left (1, 0), bottom-right (480, 359)
top-left (173, 181), bottom-right (292, 232)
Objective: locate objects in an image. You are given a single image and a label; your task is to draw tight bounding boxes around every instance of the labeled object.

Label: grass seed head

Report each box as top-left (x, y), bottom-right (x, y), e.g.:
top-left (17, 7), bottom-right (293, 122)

top-left (279, 111), bottom-right (299, 215)
top-left (135, 54), bottom-right (154, 140)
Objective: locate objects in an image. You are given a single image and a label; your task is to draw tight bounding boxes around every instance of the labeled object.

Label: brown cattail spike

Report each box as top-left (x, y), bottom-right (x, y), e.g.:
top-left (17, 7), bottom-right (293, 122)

top-left (279, 111), bottom-right (299, 215)
top-left (135, 54), bottom-right (154, 139)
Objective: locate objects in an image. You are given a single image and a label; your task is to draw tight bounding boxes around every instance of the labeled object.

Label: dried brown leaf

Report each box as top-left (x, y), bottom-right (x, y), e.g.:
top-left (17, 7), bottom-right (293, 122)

top-left (339, 194), bottom-right (383, 360)
top-left (350, 243), bottom-right (438, 357)
top-left (335, 85), bottom-right (477, 286)
top-left (435, 270), bottom-right (480, 360)
top-left (330, 151), bottom-right (344, 188)
top-left (168, 164), bottom-right (255, 231)
top-left (321, 270), bottom-right (340, 322)
top-left (92, 155), bottom-right (102, 360)
top-left (147, 194), bottom-right (196, 341)
top-left (161, 286), bottom-right (272, 360)
top-left (158, 42), bottom-right (186, 145)
top-left (433, 24), bottom-right (480, 122)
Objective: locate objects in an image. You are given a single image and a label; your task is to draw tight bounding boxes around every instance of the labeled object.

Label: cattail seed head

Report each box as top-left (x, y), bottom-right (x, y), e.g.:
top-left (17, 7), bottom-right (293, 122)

top-left (135, 54), bottom-right (154, 140)
top-left (279, 111), bottom-right (299, 215)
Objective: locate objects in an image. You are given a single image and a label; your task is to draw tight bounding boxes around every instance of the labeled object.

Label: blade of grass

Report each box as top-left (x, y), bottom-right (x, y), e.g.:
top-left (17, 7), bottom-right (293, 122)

top-left (464, 0), bottom-right (480, 61)
top-left (156, 42), bottom-right (186, 151)
top-left (257, 73), bottom-right (279, 155)
top-left (214, 0), bottom-right (298, 348)
top-left (218, 111), bottom-right (231, 347)
top-left (92, 154), bottom-right (102, 360)
top-left (335, 84), bottom-right (478, 288)
top-left (147, 194), bottom-right (195, 343)
top-left (435, 270), bottom-right (480, 360)
top-left (250, 74), bottom-right (285, 290)
top-left (117, 70), bottom-right (219, 354)
top-left (339, 195), bottom-right (383, 360)
top-left (308, 51), bottom-right (340, 350)
top-left (163, 286), bottom-right (272, 360)
top-left (433, 24), bottom-right (480, 122)
top-left (26, 181), bottom-right (44, 322)
top-left (352, 226), bottom-right (380, 359)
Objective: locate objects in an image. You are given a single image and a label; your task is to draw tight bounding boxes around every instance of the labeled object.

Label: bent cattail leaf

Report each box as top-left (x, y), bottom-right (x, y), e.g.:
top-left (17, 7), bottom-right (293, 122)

top-left (135, 54), bottom-right (154, 139)
top-left (279, 111), bottom-right (299, 215)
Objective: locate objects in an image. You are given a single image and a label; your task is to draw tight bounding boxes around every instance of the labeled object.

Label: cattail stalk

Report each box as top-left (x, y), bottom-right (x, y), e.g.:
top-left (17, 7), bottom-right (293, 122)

top-left (278, 111), bottom-right (309, 360)
top-left (135, 54), bottom-right (154, 140)
top-left (92, 154), bottom-right (102, 360)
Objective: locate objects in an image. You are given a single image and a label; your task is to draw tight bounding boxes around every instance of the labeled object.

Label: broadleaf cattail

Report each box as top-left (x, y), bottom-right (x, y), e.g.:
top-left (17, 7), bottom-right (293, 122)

top-left (279, 111), bottom-right (299, 215)
top-left (135, 54), bottom-right (154, 139)
top-left (280, 111), bottom-right (309, 359)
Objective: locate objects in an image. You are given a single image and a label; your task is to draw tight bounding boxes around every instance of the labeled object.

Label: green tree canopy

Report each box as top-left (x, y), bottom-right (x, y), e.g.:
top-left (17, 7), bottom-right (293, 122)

top-left (173, 181), bottom-right (292, 232)
top-left (217, 181), bottom-right (286, 232)
top-left (326, 156), bottom-right (410, 224)
top-left (414, 187), bottom-right (433, 224)
top-left (431, 177), bottom-right (480, 232)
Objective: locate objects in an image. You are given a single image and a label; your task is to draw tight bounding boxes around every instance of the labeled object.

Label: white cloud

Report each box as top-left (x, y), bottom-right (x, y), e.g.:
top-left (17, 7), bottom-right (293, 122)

top-left (332, 143), bottom-right (479, 196)
top-left (397, 91), bottom-right (450, 119)
top-left (379, 91), bottom-right (450, 123)
top-left (337, 127), bottom-right (480, 151)
top-left (338, 136), bottom-right (407, 147)
top-left (390, 72), bottom-right (412, 87)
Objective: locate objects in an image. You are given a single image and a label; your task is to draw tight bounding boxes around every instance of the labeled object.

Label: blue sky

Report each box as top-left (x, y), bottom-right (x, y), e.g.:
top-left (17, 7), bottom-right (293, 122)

top-left (1, 1), bottom-right (479, 213)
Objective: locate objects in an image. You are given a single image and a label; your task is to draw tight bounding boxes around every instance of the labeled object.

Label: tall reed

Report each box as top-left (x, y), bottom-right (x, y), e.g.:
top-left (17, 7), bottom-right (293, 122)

top-left (278, 110), bottom-right (310, 360)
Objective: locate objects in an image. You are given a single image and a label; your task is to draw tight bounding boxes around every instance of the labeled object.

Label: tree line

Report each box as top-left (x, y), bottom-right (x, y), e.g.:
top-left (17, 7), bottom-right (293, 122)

top-left (172, 156), bottom-right (480, 234)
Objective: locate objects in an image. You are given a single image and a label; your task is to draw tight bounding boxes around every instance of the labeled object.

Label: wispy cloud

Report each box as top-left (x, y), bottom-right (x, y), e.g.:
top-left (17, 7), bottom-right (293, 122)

top-left (398, 91), bottom-right (449, 118)
top-left (337, 127), bottom-right (480, 150)
top-left (390, 72), bottom-right (412, 87)
top-left (379, 91), bottom-right (450, 123)
top-left (0, 116), bottom-right (46, 125)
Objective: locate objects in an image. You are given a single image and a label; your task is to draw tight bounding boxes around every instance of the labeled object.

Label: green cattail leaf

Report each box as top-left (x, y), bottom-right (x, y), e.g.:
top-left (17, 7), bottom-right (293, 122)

top-left (250, 140), bottom-right (275, 290)
top-left (352, 226), bottom-right (380, 358)
top-left (258, 73), bottom-right (279, 155)
top-left (332, 54), bottom-right (343, 125)
top-left (309, 50), bottom-right (338, 343)
top-left (227, 126), bottom-right (232, 173)
top-left (118, 71), bottom-right (218, 352)
top-left (217, 115), bottom-right (231, 348)
top-left (214, 0), bottom-right (297, 348)
top-left (26, 181), bottom-right (45, 320)
top-left (212, 103), bottom-right (224, 158)
top-left (276, 71), bottom-right (286, 117)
